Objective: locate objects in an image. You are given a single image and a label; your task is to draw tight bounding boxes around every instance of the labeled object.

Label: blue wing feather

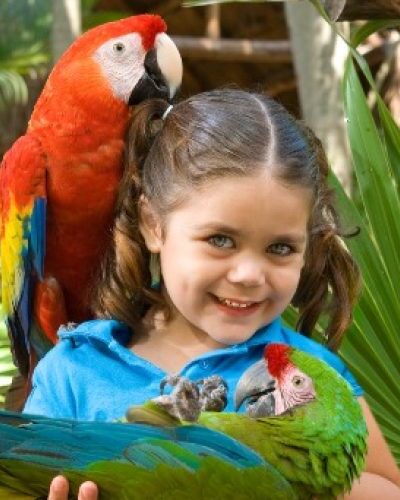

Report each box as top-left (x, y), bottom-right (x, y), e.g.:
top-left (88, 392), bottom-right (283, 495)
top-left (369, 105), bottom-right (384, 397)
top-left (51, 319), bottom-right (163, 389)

top-left (0, 410), bottom-right (264, 471)
top-left (30, 197), bottom-right (46, 280)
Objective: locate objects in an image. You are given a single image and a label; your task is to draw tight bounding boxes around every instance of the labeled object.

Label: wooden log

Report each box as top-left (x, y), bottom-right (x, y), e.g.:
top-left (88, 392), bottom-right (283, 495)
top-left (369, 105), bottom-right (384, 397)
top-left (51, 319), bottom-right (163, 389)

top-left (338, 0), bottom-right (400, 20)
top-left (172, 36), bottom-right (292, 63)
top-left (172, 35), bottom-right (385, 65)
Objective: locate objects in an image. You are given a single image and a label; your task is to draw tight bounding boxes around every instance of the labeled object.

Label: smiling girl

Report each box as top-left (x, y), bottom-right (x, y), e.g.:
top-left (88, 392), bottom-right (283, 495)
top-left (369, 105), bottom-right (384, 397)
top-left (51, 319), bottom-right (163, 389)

top-left (23, 89), bottom-right (400, 499)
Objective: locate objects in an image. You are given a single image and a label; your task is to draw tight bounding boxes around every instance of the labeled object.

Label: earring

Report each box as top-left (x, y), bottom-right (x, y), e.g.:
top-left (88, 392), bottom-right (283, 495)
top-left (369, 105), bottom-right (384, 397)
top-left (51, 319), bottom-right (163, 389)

top-left (149, 252), bottom-right (161, 290)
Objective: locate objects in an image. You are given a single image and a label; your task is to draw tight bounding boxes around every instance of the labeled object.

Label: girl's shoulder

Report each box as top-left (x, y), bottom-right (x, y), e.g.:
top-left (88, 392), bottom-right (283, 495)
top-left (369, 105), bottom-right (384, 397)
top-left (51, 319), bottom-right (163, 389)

top-left (32, 319), bottom-right (132, 376)
top-left (24, 319), bottom-right (134, 419)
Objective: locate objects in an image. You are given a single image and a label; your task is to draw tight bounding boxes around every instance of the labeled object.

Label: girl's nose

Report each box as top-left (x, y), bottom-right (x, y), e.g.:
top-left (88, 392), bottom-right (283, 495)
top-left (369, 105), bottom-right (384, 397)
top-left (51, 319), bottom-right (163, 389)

top-left (226, 259), bottom-right (266, 287)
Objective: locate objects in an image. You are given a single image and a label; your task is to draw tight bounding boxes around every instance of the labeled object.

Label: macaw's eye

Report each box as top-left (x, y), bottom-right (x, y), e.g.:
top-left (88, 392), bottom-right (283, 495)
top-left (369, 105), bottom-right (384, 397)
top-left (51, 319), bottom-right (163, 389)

top-left (113, 42), bottom-right (126, 54)
top-left (292, 375), bottom-right (305, 388)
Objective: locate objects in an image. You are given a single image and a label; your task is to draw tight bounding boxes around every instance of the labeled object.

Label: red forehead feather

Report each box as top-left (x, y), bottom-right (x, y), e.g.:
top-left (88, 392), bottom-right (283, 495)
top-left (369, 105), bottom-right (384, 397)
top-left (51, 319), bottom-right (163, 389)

top-left (264, 344), bottom-right (292, 378)
top-left (64, 14), bottom-right (166, 60)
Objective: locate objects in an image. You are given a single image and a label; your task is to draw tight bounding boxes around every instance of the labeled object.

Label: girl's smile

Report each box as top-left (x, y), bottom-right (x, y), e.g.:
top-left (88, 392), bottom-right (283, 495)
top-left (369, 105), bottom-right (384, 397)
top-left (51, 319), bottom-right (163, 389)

top-left (211, 294), bottom-right (263, 315)
top-left (141, 173), bottom-right (312, 354)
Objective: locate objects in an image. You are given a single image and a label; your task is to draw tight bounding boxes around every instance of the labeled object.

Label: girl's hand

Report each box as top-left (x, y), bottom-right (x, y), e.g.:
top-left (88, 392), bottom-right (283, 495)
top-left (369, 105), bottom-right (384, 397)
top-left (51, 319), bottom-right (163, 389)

top-left (48, 475), bottom-right (98, 500)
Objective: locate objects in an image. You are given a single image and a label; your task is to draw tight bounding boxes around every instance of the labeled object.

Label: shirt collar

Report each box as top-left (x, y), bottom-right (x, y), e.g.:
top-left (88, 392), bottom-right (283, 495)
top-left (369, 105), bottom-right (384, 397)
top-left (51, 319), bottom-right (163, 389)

top-left (58, 319), bottom-right (132, 346)
top-left (58, 316), bottom-right (283, 352)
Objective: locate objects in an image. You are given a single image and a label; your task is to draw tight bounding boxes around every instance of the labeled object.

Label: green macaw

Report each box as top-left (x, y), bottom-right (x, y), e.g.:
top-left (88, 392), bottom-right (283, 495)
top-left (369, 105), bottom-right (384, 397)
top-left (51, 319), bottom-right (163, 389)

top-left (128, 343), bottom-right (368, 499)
top-left (0, 343), bottom-right (367, 499)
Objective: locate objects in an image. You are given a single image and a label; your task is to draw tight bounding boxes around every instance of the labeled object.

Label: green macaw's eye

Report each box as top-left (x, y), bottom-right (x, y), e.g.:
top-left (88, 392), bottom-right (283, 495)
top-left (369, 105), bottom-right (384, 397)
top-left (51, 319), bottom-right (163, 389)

top-left (292, 375), bottom-right (305, 387)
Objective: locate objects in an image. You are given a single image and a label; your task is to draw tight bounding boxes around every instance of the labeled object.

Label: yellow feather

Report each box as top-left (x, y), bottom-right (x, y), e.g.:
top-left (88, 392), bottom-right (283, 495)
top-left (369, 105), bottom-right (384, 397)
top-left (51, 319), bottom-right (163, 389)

top-left (1, 197), bottom-right (32, 315)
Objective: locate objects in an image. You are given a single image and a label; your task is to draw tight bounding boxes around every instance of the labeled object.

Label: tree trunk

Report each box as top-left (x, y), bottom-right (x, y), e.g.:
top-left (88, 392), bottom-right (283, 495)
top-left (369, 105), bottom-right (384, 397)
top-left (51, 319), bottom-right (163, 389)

top-left (285, 1), bottom-right (352, 193)
top-left (51, 0), bottom-right (81, 64)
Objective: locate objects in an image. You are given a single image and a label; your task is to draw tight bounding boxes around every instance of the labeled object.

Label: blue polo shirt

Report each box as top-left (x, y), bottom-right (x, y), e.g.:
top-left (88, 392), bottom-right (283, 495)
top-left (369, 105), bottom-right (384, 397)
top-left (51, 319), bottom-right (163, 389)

top-left (24, 317), bottom-right (363, 421)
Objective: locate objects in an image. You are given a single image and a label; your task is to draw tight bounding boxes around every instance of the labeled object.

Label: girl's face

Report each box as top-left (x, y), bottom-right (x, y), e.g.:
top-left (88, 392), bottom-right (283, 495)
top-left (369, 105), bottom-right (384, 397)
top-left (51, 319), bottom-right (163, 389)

top-left (141, 173), bottom-right (312, 348)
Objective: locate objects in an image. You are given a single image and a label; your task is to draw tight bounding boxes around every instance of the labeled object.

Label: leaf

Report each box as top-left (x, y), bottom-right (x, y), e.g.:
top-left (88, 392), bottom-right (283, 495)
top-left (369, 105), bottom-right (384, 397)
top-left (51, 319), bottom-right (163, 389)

top-left (350, 20), bottom-right (400, 48)
top-left (0, 71), bottom-right (28, 110)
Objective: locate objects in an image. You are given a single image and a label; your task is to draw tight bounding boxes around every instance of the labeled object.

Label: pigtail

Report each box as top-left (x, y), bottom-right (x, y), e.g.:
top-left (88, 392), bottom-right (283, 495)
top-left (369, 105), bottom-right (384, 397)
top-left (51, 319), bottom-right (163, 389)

top-left (91, 99), bottom-right (171, 331)
top-left (292, 127), bottom-right (361, 351)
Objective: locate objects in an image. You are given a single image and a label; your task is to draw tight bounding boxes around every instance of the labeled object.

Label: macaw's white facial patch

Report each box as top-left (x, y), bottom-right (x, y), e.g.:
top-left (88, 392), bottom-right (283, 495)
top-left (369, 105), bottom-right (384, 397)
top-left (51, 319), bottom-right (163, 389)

top-left (93, 33), bottom-right (146, 103)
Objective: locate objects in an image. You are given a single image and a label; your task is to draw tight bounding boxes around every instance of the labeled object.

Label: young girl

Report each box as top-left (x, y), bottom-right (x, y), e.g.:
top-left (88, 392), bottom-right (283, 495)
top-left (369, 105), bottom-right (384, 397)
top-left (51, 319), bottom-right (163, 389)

top-left (23, 90), bottom-right (400, 499)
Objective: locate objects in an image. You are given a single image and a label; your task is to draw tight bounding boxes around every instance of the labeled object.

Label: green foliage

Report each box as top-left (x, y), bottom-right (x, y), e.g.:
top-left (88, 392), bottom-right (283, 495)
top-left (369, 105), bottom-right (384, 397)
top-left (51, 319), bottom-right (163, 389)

top-left (0, 0), bottom-right (51, 110)
top-left (81, 0), bottom-right (131, 31)
top-left (339, 41), bottom-right (400, 465)
top-left (0, 71), bottom-right (28, 112)
top-left (0, 0), bottom-right (51, 72)
top-left (0, 0), bottom-right (130, 111)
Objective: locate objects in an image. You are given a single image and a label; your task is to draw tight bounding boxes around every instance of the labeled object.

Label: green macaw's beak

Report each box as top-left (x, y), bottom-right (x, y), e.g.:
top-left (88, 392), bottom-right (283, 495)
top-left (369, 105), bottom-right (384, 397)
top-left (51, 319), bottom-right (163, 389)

top-left (234, 359), bottom-right (277, 417)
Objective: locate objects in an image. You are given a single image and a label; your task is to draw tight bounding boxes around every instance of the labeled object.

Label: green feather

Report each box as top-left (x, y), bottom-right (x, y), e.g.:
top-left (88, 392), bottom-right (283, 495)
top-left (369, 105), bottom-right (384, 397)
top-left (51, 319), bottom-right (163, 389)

top-left (0, 456), bottom-right (296, 499)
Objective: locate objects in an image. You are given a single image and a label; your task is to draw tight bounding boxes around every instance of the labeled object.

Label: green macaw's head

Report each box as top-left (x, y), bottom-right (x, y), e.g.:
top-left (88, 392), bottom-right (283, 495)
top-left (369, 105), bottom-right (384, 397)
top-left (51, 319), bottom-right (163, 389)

top-left (235, 343), bottom-right (365, 428)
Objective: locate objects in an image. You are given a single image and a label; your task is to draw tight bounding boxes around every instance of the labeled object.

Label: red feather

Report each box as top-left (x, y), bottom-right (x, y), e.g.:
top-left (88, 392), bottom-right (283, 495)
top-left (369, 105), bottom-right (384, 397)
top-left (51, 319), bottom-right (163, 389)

top-left (264, 344), bottom-right (292, 380)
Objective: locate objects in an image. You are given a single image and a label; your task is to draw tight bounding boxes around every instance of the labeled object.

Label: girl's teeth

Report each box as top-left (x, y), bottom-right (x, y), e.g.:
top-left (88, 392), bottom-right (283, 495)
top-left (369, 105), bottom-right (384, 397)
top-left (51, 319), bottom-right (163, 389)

top-left (218, 298), bottom-right (254, 308)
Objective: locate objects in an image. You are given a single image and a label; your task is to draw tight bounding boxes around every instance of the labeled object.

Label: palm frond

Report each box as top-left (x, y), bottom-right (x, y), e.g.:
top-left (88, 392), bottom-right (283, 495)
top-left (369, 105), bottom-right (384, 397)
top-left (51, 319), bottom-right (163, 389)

top-left (339, 48), bottom-right (400, 465)
top-left (0, 71), bottom-right (28, 110)
top-left (0, 0), bottom-right (51, 109)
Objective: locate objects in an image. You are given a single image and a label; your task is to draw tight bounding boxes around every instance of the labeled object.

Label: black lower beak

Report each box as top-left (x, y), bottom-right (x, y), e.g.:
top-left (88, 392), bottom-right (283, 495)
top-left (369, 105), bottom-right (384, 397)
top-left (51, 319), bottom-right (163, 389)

top-left (128, 49), bottom-right (171, 105)
top-left (246, 392), bottom-right (276, 418)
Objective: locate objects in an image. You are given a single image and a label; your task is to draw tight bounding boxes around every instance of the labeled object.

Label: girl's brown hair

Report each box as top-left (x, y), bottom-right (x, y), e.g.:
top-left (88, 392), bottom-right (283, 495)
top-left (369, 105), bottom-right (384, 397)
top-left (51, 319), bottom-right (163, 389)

top-left (92, 89), bottom-right (360, 351)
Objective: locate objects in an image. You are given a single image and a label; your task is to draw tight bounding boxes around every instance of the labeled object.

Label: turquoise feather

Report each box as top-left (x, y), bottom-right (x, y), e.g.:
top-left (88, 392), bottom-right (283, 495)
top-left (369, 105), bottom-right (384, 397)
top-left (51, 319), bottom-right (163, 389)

top-left (0, 410), bottom-right (294, 499)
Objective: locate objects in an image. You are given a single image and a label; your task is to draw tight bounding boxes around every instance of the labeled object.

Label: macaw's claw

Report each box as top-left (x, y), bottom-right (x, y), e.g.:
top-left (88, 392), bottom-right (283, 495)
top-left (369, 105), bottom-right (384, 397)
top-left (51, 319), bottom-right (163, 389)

top-left (153, 375), bottom-right (202, 422)
top-left (152, 374), bottom-right (228, 422)
top-left (198, 375), bottom-right (228, 412)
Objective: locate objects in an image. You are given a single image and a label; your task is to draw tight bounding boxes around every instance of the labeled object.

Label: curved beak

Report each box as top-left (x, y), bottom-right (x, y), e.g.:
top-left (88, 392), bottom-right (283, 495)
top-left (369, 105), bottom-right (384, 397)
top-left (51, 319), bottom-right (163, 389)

top-left (129, 33), bottom-right (182, 105)
top-left (234, 359), bottom-right (276, 416)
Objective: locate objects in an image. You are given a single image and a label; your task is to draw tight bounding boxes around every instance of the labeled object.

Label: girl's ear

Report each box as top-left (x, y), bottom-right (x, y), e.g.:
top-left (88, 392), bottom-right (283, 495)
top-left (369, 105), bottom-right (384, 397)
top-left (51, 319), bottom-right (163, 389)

top-left (138, 196), bottom-right (163, 252)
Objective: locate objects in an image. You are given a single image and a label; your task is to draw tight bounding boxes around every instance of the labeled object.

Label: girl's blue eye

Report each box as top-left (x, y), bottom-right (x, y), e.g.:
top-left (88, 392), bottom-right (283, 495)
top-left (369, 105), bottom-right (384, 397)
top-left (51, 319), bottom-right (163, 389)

top-left (268, 243), bottom-right (293, 256)
top-left (208, 235), bottom-right (234, 249)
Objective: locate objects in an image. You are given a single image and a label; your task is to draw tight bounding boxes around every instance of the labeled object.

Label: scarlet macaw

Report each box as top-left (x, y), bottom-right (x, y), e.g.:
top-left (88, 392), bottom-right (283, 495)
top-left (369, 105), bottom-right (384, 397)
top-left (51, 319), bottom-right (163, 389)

top-left (0, 15), bottom-right (182, 394)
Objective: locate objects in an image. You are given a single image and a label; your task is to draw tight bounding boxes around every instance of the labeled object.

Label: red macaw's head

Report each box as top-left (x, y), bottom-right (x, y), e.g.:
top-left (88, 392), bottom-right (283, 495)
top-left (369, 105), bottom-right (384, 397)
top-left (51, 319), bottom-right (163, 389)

top-left (31, 15), bottom-right (182, 124)
top-left (234, 343), bottom-right (317, 417)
